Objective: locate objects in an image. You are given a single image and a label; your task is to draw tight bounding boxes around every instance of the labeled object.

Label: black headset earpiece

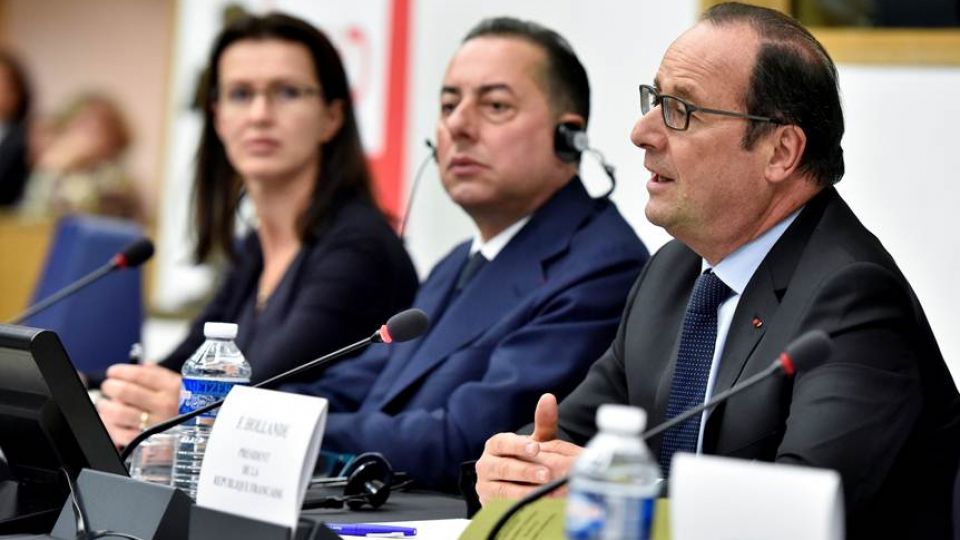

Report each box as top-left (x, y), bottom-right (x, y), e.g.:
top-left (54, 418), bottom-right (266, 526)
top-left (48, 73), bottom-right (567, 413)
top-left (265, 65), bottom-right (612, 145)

top-left (554, 122), bottom-right (618, 198)
top-left (554, 122), bottom-right (588, 163)
top-left (341, 453), bottom-right (393, 510)
top-left (303, 453), bottom-right (394, 510)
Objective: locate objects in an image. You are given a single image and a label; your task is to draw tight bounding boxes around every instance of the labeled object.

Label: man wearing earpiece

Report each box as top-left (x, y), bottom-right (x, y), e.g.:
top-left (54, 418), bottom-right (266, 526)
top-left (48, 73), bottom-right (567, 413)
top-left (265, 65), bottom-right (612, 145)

top-left (284, 17), bottom-right (649, 490)
top-left (474, 4), bottom-right (960, 538)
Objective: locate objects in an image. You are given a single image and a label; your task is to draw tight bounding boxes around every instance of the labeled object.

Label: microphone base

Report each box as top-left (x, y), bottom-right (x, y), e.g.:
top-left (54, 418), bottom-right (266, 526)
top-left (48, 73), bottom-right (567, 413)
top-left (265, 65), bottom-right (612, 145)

top-left (45, 469), bottom-right (344, 540)
top-left (190, 506), bottom-right (342, 540)
top-left (50, 469), bottom-right (192, 540)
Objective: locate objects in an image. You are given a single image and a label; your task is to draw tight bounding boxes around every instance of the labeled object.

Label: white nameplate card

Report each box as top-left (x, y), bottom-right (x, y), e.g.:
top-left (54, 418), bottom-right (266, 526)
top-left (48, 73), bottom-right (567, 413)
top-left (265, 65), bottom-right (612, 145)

top-left (670, 453), bottom-right (844, 540)
top-left (196, 385), bottom-right (328, 530)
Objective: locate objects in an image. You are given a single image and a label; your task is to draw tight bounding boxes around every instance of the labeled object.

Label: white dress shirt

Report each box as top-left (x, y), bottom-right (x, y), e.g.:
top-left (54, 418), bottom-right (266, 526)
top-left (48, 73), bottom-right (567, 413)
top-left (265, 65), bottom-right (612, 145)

top-left (468, 216), bottom-right (531, 261)
top-left (695, 209), bottom-right (801, 451)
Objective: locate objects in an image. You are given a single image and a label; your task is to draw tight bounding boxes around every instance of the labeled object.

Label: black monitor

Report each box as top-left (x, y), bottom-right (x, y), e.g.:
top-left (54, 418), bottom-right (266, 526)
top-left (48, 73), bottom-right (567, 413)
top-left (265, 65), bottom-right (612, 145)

top-left (0, 324), bottom-right (126, 534)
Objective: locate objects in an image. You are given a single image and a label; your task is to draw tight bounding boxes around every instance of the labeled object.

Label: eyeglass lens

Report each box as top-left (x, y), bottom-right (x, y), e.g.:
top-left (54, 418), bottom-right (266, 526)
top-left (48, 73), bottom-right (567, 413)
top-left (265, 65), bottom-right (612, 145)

top-left (640, 85), bottom-right (689, 130)
top-left (220, 83), bottom-right (318, 108)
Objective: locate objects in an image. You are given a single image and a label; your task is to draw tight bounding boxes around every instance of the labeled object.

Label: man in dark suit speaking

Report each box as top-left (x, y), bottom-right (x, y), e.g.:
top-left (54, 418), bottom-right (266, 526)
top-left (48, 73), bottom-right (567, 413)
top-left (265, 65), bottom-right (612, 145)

top-left (475, 3), bottom-right (960, 538)
top-left (284, 17), bottom-right (649, 490)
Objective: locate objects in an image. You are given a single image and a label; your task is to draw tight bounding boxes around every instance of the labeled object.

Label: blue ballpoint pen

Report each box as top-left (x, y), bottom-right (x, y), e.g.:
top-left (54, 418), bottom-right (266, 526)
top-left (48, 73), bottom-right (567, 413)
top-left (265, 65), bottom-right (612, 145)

top-left (326, 523), bottom-right (417, 537)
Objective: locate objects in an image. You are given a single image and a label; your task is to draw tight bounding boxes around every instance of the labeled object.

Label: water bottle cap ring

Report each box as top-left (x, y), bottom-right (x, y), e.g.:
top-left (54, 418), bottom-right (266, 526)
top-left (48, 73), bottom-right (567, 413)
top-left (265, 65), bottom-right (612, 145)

top-left (596, 404), bottom-right (646, 434)
top-left (203, 322), bottom-right (238, 339)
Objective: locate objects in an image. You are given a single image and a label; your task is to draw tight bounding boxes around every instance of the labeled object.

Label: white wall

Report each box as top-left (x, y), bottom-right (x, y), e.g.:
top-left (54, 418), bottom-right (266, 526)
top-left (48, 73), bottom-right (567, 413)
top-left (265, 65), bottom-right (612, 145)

top-left (836, 65), bottom-right (960, 379)
top-left (402, 1), bottom-right (960, 381)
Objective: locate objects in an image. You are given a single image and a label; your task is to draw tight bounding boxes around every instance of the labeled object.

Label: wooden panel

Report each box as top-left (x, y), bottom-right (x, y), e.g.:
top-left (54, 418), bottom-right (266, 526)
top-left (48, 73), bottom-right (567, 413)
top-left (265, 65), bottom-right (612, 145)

top-left (0, 213), bottom-right (54, 322)
top-left (699, 0), bottom-right (960, 65)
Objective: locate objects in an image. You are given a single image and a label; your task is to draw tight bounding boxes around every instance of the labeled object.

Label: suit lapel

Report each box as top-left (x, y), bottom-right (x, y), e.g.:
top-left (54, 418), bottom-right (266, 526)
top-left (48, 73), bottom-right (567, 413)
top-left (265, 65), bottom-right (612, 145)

top-left (710, 187), bottom-right (836, 396)
top-left (652, 251), bottom-right (702, 432)
top-left (711, 268), bottom-right (776, 394)
top-left (376, 179), bottom-right (597, 408)
top-left (364, 243), bottom-right (466, 406)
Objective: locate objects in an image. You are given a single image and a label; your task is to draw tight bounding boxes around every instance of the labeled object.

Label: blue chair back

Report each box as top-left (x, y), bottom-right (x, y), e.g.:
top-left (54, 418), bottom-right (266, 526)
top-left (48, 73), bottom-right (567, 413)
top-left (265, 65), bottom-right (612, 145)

top-left (24, 215), bottom-right (144, 376)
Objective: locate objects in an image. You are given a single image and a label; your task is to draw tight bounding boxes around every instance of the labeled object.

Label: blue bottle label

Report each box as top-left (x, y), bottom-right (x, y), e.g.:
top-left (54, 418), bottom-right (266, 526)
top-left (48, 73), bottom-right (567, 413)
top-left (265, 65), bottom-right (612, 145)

top-left (178, 378), bottom-right (237, 418)
top-left (565, 490), bottom-right (654, 540)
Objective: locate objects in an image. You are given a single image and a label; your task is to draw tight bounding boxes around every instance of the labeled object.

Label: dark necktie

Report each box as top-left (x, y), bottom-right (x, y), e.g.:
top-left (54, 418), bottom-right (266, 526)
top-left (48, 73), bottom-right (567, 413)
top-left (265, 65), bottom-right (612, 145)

top-left (657, 269), bottom-right (733, 478)
top-left (455, 251), bottom-right (487, 292)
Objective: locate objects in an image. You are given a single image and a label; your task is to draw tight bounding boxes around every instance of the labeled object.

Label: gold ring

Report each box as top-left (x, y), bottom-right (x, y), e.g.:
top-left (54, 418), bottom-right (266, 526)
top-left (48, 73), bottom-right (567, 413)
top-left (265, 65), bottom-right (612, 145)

top-left (138, 411), bottom-right (150, 431)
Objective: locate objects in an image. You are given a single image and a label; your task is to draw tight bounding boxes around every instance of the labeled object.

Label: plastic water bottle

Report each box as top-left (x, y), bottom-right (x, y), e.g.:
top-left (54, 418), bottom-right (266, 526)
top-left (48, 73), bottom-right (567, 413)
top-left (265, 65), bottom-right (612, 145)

top-left (565, 404), bottom-right (661, 540)
top-left (171, 322), bottom-right (251, 499)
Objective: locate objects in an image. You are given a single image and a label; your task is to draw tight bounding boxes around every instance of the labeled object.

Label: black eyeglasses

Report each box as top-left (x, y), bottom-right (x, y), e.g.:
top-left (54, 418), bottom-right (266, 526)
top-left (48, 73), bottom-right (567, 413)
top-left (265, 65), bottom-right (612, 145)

top-left (639, 84), bottom-right (783, 131)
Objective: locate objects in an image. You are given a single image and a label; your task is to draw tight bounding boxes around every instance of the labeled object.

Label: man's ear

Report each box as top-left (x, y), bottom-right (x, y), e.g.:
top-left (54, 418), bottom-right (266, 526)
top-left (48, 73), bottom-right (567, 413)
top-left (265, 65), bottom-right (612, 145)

top-left (557, 113), bottom-right (585, 130)
top-left (765, 124), bottom-right (806, 184)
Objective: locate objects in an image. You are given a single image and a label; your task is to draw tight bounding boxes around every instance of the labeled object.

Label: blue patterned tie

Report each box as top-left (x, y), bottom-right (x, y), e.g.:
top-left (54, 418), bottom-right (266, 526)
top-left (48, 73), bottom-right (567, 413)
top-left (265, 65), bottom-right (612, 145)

top-left (658, 270), bottom-right (733, 477)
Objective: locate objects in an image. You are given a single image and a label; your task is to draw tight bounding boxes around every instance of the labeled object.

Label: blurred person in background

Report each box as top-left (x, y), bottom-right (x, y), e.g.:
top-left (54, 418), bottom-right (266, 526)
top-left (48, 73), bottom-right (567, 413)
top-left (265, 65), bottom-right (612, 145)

top-left (20, 93), bottom-right (141, 220)
top-left (0, 49), bottom-right (32, 207)
top-left (96, 12), bottom-right (419, 446)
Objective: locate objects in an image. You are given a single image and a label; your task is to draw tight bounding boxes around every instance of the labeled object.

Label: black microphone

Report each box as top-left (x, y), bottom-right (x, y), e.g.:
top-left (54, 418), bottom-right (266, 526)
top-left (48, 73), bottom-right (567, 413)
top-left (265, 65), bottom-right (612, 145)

top-left (485, 330), bottom-right (833, 540)
top-left (119, 308), bottom-right (430, 462)
top-left (8, 238), bottom-right (155, 324)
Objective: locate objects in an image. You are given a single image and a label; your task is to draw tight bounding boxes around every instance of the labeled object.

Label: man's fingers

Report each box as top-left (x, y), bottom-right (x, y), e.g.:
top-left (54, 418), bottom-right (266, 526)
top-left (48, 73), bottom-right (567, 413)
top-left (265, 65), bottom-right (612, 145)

top-left (531, 393), bottom-right (559, 442)
top-left (484, 432), bottom-right (539, 459)
top-left (476, 454), bottom-right (552, 485)
top-left (476, 480), bottom-right (542, 507)
top-left (533, 448), bottom-right (580, 479)
top-left (538, 439), bottom-right (584, 457)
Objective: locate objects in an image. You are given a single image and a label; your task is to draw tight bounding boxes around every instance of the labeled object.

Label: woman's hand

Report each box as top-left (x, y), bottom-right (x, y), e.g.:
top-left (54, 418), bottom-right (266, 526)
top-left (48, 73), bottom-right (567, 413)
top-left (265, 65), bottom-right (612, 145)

top-left (96, 363), bottom-right (181, 447)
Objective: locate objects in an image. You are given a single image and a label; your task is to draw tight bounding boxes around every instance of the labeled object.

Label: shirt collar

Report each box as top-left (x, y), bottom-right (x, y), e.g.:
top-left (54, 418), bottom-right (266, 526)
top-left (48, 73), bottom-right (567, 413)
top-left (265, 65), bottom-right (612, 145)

top-left (703, 208), bottom-right (801, 295)
top-left (469, 216), bottom-right (531, 261)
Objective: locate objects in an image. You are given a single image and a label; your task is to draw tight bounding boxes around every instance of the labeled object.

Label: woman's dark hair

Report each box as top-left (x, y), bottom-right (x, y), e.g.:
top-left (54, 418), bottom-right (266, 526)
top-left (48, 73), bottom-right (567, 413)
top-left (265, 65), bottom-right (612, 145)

top-left (193, 12), bottom-right (374, 262)
top-left (703, 2), bottom-right (845, 187)
top-left (0, 49), bottom-right (32, 123)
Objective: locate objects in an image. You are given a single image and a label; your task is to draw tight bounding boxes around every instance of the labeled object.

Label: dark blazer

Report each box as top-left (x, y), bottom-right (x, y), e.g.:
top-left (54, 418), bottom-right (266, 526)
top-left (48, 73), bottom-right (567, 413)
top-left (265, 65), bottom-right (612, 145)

top-left (160, 197), bottom-right (418, 385)
top-left (0, 122), bottom-right (30, 206)
top-left (287, 179), bottom-right (649, 489)
top-left (556, 187), bottom-right (960, 539)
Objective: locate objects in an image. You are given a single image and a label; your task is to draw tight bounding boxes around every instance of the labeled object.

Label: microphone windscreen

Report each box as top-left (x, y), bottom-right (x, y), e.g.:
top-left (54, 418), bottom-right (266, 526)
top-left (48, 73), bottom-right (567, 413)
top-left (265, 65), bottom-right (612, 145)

top-left (784, 329), bottom-right (833, 373)
top-left (116, 238), bottom-right (155, 268)
top-left (385, 308), bottom-right (429, 342)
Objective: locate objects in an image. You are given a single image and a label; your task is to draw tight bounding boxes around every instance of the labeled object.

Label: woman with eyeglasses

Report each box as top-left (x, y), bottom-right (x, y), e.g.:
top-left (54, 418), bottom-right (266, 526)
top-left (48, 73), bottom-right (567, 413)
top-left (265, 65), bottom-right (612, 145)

top-left (96, 13), bottom-right (418, 447)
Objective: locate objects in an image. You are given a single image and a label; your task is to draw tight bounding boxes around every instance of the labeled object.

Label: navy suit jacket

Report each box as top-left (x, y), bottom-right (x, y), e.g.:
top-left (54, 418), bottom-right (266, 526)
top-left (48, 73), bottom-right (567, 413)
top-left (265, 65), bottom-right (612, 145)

top-left (287, 179), bottom-right (648, 489)
top-left (161, 197), bottom-right (418, 385)
top-left (556, 187), bottom-right (960, 539)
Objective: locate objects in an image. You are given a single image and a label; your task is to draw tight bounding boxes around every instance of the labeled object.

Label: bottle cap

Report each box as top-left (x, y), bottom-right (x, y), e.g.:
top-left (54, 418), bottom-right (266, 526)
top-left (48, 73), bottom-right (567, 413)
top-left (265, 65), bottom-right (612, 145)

top-left (596, 404), bottom-right (646, 435)
top-left (203, 322), bottom-right (238, 339)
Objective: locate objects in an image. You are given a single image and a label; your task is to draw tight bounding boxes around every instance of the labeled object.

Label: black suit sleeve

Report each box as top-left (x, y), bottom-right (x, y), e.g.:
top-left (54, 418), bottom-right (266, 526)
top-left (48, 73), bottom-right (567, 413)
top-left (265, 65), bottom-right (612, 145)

top-left (555, 262), bottom-right (650, 445)
top-left (776, 261), bottom-right (923, 511)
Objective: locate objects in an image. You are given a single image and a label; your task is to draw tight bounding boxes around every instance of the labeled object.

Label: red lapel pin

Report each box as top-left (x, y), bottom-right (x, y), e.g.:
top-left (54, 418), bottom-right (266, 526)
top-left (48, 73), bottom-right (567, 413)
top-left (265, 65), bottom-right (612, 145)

top-left (752, 316), bottom-right (763, 329)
